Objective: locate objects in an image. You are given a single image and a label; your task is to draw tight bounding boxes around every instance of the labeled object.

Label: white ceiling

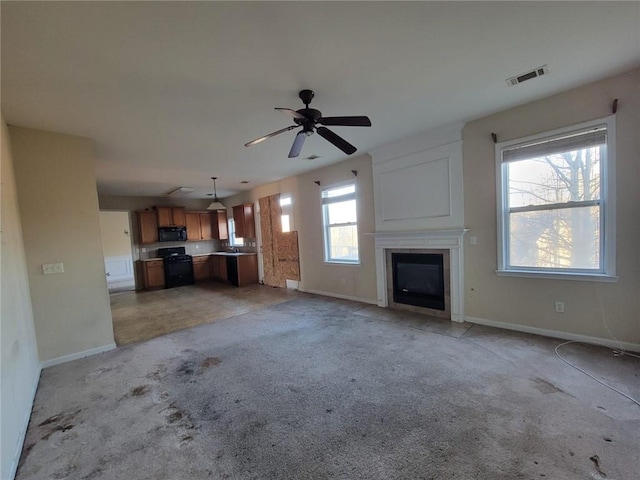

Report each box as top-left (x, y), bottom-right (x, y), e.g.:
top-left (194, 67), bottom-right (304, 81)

top-left (2, 2), bottom-right (639, 199)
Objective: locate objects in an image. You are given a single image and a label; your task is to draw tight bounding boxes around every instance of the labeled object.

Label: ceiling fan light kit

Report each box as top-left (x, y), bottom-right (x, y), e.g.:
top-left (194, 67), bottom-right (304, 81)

top-left (244, 89), bottom-right (371, 158)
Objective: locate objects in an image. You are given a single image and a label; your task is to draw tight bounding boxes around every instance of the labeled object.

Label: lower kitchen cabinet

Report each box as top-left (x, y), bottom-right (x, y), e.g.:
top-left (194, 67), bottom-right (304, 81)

top-left (221, 254), bottom-right (258, 286)
top-left (211, 255), bottom-right (228, 282)
top-left (142, 260), bottom-right (165, 289)
top-left (193, 256), bottom-right (212, 281)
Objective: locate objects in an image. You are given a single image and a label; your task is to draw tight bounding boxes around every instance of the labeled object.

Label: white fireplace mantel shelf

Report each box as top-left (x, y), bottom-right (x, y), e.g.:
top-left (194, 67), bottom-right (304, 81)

top-left (369, 229), bottom-right (468, 322)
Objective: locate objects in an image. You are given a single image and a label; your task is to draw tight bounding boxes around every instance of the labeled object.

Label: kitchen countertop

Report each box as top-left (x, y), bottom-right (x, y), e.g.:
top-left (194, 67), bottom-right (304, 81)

top-left (141, 252), bottom-right (257, 262)
top-left (198, 252), bottom-right (257, 257)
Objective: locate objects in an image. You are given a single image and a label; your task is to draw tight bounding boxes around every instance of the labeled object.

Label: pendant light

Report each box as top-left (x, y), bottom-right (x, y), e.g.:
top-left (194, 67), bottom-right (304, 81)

top-left (206, 177), bottom-right (226, 210)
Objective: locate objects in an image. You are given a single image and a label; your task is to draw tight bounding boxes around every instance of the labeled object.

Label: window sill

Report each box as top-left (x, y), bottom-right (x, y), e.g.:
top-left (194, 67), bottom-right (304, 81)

top-left (496, 270), bottom-right (618, 283)
top-left (324, 261), bottom-right (361, 266)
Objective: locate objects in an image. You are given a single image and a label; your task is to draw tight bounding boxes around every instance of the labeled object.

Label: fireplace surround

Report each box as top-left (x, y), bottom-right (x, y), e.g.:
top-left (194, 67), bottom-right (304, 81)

top-left (371, 229), bottom-right (467, 322)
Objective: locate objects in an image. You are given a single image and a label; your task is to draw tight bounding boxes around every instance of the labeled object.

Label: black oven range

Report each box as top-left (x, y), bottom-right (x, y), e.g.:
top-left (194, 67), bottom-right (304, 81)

top-left (157, 247), bottom-right (194, 289)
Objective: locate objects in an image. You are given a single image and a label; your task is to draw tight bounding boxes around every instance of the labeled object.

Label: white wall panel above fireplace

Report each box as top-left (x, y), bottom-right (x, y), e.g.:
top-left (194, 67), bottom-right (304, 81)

top-left (371, 123), bottom-right (464, 232)
top-left (379, 153), bottom-right (451, 221)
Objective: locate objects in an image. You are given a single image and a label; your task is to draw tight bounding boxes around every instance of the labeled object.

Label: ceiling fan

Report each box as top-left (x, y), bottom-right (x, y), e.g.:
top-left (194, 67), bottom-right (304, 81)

top-left (244, 89), bottom-right (372, 158)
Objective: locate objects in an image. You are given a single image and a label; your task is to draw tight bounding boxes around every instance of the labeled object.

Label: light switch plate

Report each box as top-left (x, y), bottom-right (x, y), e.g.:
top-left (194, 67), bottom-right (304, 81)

top-left (42, 262), bottom-right (64, 274)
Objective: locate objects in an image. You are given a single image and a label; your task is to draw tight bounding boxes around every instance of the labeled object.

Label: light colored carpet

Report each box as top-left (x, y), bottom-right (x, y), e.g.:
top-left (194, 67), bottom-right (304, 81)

top-left (16, 292), bottom-right (640, 479)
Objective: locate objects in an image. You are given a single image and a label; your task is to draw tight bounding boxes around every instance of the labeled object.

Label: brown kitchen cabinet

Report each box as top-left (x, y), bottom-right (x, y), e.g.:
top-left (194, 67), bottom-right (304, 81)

top-left (186, 212), bottom-right (213, 241)
top-left (156, 207), bottom-right (186, 227)
top-left (212, 210), bottom-right (228, 240)
top-left (137, 210), bottom-right (158, 244)
top-left (142, 260), bottom-right (165, 289)
top-left (212, 254), bottom-right (258, 286)
top-left (210, 255), bottom-right (228, 282)
top-left (235, 254), bottom-right (259, 286)
top-left (232, 204), bottom-right (255, 239)
top-left (192, 256), bottom-right (212, 281)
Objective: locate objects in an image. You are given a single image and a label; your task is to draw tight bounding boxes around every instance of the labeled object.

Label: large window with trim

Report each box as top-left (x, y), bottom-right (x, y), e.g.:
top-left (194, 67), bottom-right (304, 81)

top-left (496, 116), bottom-right (616, 279)
top-left (321, 182), bottom-right (359, 264)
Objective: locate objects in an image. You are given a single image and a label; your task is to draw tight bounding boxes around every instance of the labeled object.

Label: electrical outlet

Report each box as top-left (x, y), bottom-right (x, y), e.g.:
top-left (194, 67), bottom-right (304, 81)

top-left (470, 236), bottom-right (478, 245)
top-left (195, 244), bottom-right (199, 250)
top-left (555, 301), bottom-right (565, 313)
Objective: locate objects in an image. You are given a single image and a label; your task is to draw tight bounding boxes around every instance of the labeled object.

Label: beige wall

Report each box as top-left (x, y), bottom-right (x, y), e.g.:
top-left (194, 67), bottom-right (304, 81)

top-left (463, 68), bottom-right (640, 344)
top-left (224, 154), bottom-right (377, 303)
top-left (98, 195), bottom-right (211, 248)
top-left (10, 126), bottom-right (115, 361)
top-left (1, 116), bottom-right (41, 479)
top-left (99, 211), bottom-right (132, 258)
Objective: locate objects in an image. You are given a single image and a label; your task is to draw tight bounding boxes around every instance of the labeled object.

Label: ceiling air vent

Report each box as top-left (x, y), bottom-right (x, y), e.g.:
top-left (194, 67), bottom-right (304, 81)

top-left (506, 65), bottom-right (549, 87)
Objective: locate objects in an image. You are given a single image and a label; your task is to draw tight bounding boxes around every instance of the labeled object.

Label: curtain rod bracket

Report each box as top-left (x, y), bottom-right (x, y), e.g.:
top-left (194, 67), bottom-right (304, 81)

top-left (351, 170), bottom-right (358, 177)
top-left (314, 181), bottom-right (321, 186)
top-left (612, 98), bottom-right (618, 114)
top-left (491, 133), bottom-right (498, 143)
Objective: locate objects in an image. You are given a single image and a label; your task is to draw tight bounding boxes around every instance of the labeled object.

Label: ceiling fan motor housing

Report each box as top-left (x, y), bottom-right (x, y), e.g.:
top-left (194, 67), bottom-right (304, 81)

top-left (294, 108), bottom-right (322, 132)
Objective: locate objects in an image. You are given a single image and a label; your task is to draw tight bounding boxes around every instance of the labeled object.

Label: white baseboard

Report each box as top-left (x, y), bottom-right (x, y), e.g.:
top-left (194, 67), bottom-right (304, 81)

top-left (300, 288), bottom-right (378, 306)
top-left (40, 343), bottom-right (117, 369)
top-left (464, 316), bottom-right (640, 353)
top-left (8, 365), bottom-right (41, 480)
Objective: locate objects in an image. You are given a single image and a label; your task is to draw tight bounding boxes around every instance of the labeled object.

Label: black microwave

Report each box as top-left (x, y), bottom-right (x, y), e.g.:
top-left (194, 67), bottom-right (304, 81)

top-left (158, 227), bottom-right (187, 242)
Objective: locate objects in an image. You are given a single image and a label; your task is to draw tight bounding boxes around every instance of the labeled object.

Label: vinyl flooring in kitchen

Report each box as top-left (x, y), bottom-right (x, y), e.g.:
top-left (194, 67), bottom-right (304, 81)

top-left (110, 281), bottom-right (298, 346)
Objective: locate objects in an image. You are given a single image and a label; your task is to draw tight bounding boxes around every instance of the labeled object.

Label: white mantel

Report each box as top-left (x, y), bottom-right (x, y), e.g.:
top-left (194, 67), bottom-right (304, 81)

top-left (371, 229), bottom-right (467, 322)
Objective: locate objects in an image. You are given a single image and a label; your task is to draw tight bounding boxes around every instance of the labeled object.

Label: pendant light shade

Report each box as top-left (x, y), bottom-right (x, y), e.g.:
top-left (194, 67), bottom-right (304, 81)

top-left (206, 177), bottom-right (226, 210)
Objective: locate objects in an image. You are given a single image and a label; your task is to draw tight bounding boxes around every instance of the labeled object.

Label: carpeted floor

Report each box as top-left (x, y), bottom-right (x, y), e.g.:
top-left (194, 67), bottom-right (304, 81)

top-left (16, 291), bottom-right (640, 479)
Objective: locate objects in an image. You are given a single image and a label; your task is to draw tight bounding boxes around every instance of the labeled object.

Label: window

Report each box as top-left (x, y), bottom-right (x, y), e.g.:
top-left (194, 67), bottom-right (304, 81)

top-left (496, 116), bottom-right (616, 280)
top-left (228, 218), bottom-right (244, 247)
top-left (321, 182), bottom-right (359, 264)
top-left (280, 194), bottom-right (292, 233)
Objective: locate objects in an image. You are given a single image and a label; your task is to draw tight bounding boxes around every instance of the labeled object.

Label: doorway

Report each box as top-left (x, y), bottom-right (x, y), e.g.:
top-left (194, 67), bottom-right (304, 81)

top-left (99, 210), bottom-right (135, 293)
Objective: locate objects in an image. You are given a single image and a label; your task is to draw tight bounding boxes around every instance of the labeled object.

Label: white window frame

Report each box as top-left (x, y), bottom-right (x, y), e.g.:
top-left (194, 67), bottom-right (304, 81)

top-left (321, 180), bottom-right (360, 265)
top-left (228, 217), bottom-right (244, 247)
top-left (495, 115), bottom-right (617, 282)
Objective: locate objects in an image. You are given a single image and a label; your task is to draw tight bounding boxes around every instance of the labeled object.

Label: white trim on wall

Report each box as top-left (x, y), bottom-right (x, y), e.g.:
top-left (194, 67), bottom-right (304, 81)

top-left (40, 343), bottom-right (117, 369)
top-left (465, 316), bottom-right (640, 353)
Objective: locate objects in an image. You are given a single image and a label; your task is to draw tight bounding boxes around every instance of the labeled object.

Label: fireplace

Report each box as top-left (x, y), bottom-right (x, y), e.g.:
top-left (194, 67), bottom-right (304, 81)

top-left (392, 253), bottom-right (445, 310)
top-left (371, 229), bottom-right (467, 322)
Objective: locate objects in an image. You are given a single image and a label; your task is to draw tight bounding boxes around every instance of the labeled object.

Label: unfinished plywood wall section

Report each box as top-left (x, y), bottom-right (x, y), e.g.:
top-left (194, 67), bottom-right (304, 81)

top-left (259, 194), bottom-right (300, 288)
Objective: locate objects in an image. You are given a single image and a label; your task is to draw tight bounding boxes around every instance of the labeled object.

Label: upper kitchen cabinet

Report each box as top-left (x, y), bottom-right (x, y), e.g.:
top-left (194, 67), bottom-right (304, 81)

top-left (137, 210), bottom-right (158, 244)
top-left (186, 212), bottom-right (214, 241)
top-left (156, 206), bottom-right (186, 227)
top-left (212, 210), bottom-right (228, 240)
top-left (232, 204), bottom-right (255, 239)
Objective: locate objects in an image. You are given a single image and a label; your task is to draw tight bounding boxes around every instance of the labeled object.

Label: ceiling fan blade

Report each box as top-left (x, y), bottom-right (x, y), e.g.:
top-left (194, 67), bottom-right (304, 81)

top-left (244, 125), bottom-right (297, 147)
top-left (288, 131), bottom-right (306, 158)
top-left (275, 108), bottom-right (306, 120)
top-left (316, 127), bottom-right (357, 155)
top-left (318, 116), bottom-right (372, 127)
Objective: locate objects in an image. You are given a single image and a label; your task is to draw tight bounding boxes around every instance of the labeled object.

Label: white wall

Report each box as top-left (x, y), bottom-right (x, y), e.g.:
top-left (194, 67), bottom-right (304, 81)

top-left (463, 68), bottom-right (640, 346)
top-left (10, 126), bottom-right (116, 363)
top-left (1, 116), bottom-right (41, 480)
top-left (370, 123), bottom-right (465, 232)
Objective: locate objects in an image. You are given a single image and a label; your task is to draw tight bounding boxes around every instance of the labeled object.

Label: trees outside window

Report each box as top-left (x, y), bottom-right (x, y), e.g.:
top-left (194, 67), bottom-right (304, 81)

top-left (497, 116), bottom-right (615, 278)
